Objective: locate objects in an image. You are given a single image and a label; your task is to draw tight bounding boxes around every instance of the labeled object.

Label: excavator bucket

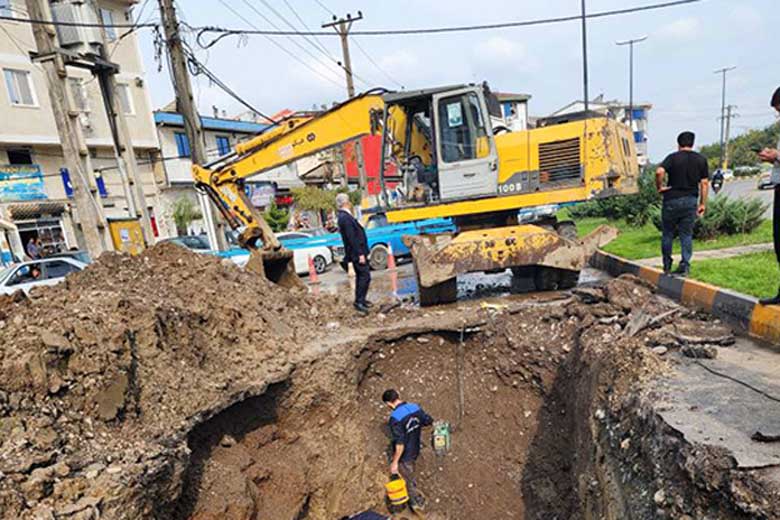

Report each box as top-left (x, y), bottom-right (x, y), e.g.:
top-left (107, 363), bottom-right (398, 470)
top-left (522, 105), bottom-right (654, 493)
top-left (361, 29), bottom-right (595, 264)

top-left (244, 249), bottom-right (304, 290)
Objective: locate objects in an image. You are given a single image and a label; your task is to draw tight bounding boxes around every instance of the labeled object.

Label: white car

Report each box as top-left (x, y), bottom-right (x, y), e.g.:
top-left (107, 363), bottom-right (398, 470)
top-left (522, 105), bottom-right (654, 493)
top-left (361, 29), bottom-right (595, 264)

top-left (219, 232), bottom-right (334, 275)
top-left (0, 257), bottom-right (87, 295)
top-left (276, 231), bottom-right (333, 275)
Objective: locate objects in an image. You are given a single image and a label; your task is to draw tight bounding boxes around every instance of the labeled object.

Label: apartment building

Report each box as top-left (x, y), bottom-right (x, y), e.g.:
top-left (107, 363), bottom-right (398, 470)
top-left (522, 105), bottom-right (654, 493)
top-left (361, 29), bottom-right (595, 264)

top-left (0, 0), bottom-right (164, 258)
top-left (550, 95), bottom-right (652, 166)
top-left (153, 110), bottom-right (320, 235)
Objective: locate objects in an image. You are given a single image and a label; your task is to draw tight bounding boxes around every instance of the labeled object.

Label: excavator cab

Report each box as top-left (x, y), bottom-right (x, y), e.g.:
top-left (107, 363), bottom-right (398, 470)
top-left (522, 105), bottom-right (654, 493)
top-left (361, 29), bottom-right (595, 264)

top-left (380, 85), bottom-right (499, 206)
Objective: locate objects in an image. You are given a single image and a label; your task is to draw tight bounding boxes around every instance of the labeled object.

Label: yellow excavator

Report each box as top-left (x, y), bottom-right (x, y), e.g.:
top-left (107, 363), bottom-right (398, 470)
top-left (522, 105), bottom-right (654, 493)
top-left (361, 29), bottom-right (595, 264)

top-left (193, 83), bottom-right (639, 304)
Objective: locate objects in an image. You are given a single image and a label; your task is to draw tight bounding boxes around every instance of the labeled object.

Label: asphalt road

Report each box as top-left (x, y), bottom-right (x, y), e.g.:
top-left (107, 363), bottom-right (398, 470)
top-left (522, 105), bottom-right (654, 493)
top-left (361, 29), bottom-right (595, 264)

top-left (720, 177), bottom-right (776, 217)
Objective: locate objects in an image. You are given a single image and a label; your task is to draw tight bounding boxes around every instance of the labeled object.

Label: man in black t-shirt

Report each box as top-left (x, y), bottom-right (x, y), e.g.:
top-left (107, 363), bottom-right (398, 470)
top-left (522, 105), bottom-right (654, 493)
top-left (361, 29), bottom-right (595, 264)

top-left (655, 131), bottom-right (710, 276)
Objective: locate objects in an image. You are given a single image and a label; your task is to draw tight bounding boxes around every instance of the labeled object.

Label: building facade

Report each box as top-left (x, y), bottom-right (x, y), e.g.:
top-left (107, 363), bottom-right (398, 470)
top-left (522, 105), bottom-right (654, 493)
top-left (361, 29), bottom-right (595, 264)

top-left (0, 0), bottom-right (164, 260)
top-left (550, 96), bottom-right (652, 166)
top-left (153, 111), bottom-right (317, 236)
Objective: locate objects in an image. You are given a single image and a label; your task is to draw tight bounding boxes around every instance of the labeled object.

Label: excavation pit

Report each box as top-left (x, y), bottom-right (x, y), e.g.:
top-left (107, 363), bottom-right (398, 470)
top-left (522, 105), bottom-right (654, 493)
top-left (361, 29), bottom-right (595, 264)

top-left (169, 292), bottom-right (780, 520)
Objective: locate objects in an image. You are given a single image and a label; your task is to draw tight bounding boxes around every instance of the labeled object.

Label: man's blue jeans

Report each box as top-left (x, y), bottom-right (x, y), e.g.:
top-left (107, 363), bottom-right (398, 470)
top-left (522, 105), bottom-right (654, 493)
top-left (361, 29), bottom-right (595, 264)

top-left (661, 195), bottom-right (698, 271)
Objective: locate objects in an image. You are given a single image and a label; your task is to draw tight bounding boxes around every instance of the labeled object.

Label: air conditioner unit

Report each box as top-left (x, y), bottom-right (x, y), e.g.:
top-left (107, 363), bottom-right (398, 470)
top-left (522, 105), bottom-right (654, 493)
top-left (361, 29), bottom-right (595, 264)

top-left (49, 0), bottom-right (103, 56)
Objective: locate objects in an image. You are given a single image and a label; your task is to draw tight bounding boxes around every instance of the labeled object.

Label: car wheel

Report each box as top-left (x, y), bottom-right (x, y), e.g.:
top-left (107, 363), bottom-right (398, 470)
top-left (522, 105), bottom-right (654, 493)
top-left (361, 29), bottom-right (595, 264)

top-left (313, 255), bottom-right (328, 274)
top-left (369, 244), bottom-right (389, 271)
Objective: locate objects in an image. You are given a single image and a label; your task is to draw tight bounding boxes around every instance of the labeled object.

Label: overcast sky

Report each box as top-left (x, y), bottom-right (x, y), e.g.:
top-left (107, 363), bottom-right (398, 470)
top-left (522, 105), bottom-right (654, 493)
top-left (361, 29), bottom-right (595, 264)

top-left (138, 0), bottom-right (778, 162)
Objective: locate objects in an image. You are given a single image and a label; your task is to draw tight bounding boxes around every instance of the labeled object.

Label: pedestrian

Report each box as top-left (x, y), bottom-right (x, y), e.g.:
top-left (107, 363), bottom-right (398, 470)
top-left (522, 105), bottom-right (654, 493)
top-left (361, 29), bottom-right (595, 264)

top-left (655, 131), bottom-right (710, 276)
top-left (757, 86), bottom-right (780, 305)
top-left (382, 388), bottom-right (434, 511)
top-left (25, 237), bottom-right (39, 260)
top-left (336, 192), bottom-right (372, 314)
top-left (339, 511), bottom-right (390, 520)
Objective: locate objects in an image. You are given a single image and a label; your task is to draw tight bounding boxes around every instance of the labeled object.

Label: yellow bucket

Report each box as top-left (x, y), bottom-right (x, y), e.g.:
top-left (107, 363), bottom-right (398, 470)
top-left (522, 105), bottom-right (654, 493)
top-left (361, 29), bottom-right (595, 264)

top-left (385, 475), bottom-right (409, 507)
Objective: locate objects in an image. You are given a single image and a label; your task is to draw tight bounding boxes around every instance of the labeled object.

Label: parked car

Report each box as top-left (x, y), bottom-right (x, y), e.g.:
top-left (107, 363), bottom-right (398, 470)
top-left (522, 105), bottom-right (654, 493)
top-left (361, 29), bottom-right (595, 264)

top-left (216, 232), bottom-right (334, 275)
top-left (0, 257), bottom-right (87, 295)
top-left (48, 250), bottom-right (92, 264)
top-left (326, 216), bottom-right (457, 271)
top-left (159, 234), bottom-right (212, 251)
top-left (758, 172), bottom-right (776, 190)
top-left (276, 231), bottom-right (333, 274)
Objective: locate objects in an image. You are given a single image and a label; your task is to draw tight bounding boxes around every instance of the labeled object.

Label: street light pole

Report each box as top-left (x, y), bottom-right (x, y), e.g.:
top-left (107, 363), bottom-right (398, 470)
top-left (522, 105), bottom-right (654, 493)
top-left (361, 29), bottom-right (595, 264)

top-left (616, 36), bottom-right (648, 127)
top-left (714, 66), bottom-right (736, 171)
top-left (580, 0), bottom-right (589, 113)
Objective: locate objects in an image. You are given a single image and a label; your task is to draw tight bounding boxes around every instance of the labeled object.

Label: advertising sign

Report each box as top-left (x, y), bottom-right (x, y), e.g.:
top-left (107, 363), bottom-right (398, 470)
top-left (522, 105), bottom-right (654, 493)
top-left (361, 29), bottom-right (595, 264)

top-left (0, 164), bottom-right (46, 202)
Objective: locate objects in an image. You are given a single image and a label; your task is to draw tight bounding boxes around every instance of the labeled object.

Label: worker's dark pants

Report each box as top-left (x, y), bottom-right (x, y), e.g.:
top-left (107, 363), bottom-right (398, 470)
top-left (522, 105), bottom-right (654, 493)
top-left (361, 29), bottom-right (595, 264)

top-left (661, 195), bottom-right (698, 271)
top-left (774, 186), bottom-right (780, 265)
top-left (353, 261), bottom-right (371, 306)
top-left (399, 460), bottom-right (422, 506)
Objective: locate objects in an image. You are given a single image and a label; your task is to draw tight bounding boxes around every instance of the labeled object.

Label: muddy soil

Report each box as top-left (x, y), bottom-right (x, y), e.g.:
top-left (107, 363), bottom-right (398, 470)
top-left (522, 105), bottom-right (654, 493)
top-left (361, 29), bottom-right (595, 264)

top-left (172, 279), bottom-right (780, 520)
top-left (1, 241), bottom-right (779, 520)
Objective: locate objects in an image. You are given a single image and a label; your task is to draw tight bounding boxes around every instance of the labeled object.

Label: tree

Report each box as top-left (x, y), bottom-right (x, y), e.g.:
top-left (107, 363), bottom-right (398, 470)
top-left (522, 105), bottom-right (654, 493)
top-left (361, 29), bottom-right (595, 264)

top-left (699, 122), bottom-right (780, 171)
top-left (262, 202), bottom-right (290, 232)
top-left (172, 197), bottom-right (202, 236)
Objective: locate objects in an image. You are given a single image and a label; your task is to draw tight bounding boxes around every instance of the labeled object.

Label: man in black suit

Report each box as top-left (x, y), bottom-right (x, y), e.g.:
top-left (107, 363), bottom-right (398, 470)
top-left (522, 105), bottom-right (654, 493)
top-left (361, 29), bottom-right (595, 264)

top-left (336, 193), bottom-right (371, 314)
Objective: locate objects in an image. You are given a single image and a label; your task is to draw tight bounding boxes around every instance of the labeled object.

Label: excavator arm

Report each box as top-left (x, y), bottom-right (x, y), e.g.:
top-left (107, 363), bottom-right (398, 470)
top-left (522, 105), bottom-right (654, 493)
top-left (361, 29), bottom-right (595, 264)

top-left (191, 92), bottom-right (386, 285)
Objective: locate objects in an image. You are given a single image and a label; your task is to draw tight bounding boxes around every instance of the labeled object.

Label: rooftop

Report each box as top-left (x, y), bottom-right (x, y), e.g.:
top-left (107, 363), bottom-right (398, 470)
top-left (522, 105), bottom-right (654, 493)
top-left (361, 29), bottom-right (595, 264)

top-left (153, 112), bottom-right (269, 134)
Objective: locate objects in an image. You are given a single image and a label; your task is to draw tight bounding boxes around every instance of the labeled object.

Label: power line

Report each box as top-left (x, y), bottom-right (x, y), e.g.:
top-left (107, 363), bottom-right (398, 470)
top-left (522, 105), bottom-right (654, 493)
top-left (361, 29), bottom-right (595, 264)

top-left (281, 0), bottom-right (336, 60)
top-left (216, 0), bottom-right (345, 90)
top-left (239, 0), bottom-right (347, 84)
top-left (196, 0), bottom-right (704, 41)
top-left (181, 46), bottom-right (277, 123)
top-left (312, 0), bottom-right (335, 17)
top-left (256, 0), bottom-right (373, 86)
top-left (352, 36), bottom-right (404, 89)
top-left (0, 13), bottom-right (157, 28)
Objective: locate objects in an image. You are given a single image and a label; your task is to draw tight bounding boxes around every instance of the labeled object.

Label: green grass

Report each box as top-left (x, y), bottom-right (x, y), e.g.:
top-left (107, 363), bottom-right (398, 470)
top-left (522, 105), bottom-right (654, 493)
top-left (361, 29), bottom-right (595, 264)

top-left (562, 212), bottom-right (773, 260)
top-left (690, 252), bottom-right (779, 298)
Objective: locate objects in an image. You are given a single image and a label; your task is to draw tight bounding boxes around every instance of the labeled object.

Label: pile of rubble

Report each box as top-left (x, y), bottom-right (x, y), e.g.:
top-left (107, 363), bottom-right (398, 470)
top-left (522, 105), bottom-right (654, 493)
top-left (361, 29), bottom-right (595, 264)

top-left (0, 244), bottom-right (365, 519)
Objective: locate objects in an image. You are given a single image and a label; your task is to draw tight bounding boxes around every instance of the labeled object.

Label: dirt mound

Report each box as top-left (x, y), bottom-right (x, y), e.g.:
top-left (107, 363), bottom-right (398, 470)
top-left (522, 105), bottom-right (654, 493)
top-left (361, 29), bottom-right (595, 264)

top-left (0, 244), bottom-right (365, 519)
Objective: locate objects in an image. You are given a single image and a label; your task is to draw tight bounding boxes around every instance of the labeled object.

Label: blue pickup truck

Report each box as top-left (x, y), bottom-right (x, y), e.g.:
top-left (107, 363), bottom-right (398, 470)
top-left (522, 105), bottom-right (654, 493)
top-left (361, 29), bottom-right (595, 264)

top-left (287, 216), bottom-right (456, 271)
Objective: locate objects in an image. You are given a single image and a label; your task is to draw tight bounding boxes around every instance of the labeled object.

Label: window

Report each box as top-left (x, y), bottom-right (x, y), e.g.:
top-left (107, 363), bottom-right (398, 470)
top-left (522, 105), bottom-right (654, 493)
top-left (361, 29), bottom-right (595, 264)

top-left (437, 92), bottom-right (489, 163)
top-left (0, 0), bottom-right (13, 17)
top-left (43, 260), bottom-right (80, 280)
top-left (100, 8), bottom-right (117, 41)
top-left (116, 84), bottom-right (134, 115)
top-left (68, 78), bottom-right (89, 112)
top-left (7, 149), bottom-right (33, 165)
top-left (216, 135), bottom-right (231, 156)
top-left (174, 132), bottom-right (191, 157)
top-left (3, 69), bottom-right (36, 106)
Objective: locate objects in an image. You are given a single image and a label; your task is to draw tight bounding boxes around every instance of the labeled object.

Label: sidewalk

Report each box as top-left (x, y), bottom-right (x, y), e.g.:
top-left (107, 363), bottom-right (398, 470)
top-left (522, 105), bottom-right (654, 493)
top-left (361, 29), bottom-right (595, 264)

top-left (636, 243), bottom-right (774, 268)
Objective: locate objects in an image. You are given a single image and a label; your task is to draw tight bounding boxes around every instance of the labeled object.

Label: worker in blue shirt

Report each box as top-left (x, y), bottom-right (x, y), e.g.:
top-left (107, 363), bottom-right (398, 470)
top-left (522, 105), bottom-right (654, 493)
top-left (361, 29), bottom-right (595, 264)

top-left (339, 512), bottom-right (390, 520)
top-left (382, 388), bottom-right (434, 510)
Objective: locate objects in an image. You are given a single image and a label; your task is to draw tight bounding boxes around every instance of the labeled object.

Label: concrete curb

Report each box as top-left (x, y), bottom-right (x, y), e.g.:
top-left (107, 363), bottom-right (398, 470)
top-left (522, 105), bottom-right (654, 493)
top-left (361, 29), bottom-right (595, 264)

top-left (590, 250), bottom-right (780, 345)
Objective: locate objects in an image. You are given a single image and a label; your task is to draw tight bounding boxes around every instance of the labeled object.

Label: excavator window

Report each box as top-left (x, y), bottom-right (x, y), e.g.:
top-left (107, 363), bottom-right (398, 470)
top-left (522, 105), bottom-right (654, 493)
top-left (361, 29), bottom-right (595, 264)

top-left (437, 92), bottom-right (489, 163)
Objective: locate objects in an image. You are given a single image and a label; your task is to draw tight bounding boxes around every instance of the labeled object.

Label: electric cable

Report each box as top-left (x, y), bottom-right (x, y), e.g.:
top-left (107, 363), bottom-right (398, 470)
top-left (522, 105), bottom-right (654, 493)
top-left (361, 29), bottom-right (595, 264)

top-left (196, 0), bottom-right (704, 41)
top-left (0, 13), bottom-right (157, 28)
top-left (352, 36), bottom-right (404, 89)
top-left (239, 0), bottom-right (349, 85)
top-left (216, 0), bottom-right (345, 90)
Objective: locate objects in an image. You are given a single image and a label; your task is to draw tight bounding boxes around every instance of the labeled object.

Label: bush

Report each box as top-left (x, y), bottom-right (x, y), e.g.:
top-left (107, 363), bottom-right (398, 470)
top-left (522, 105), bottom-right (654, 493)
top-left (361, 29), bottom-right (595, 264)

top-left (651, 195), bottom-right (768, 240)
top-left (291, 186), bottom-right (361, 212)
top-left (568, 167), bottom-right (661, 227)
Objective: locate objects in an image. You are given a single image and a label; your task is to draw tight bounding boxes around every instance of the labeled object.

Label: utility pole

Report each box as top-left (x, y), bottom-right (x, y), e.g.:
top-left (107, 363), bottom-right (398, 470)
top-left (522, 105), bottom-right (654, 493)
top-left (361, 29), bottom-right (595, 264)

top-left (616, 35), bottom-right (648, 127)
top-left (158, 0), bottom-right (221, 249)
top-left (323, 11), bottom-right (368, 202)
top-left (722, 104), bottom-right (738, 171)
top-left (92, 7), bottom-right (154, 243)
top-left (322, 11), bottom-right (363, 99)
top-left (24, 0), bottom-right (107, 257)
top-left (580, 0), bottom-right (589, 113)
top-left (714, 66), bottom-right (736, 171)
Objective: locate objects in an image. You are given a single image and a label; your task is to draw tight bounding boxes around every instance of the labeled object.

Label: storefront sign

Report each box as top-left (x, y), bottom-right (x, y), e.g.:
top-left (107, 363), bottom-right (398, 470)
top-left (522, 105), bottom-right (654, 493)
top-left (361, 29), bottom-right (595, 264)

top-left (246, 182), bottom-right (276, 208)
top-left (0, 165), bottom-right (46, 202)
